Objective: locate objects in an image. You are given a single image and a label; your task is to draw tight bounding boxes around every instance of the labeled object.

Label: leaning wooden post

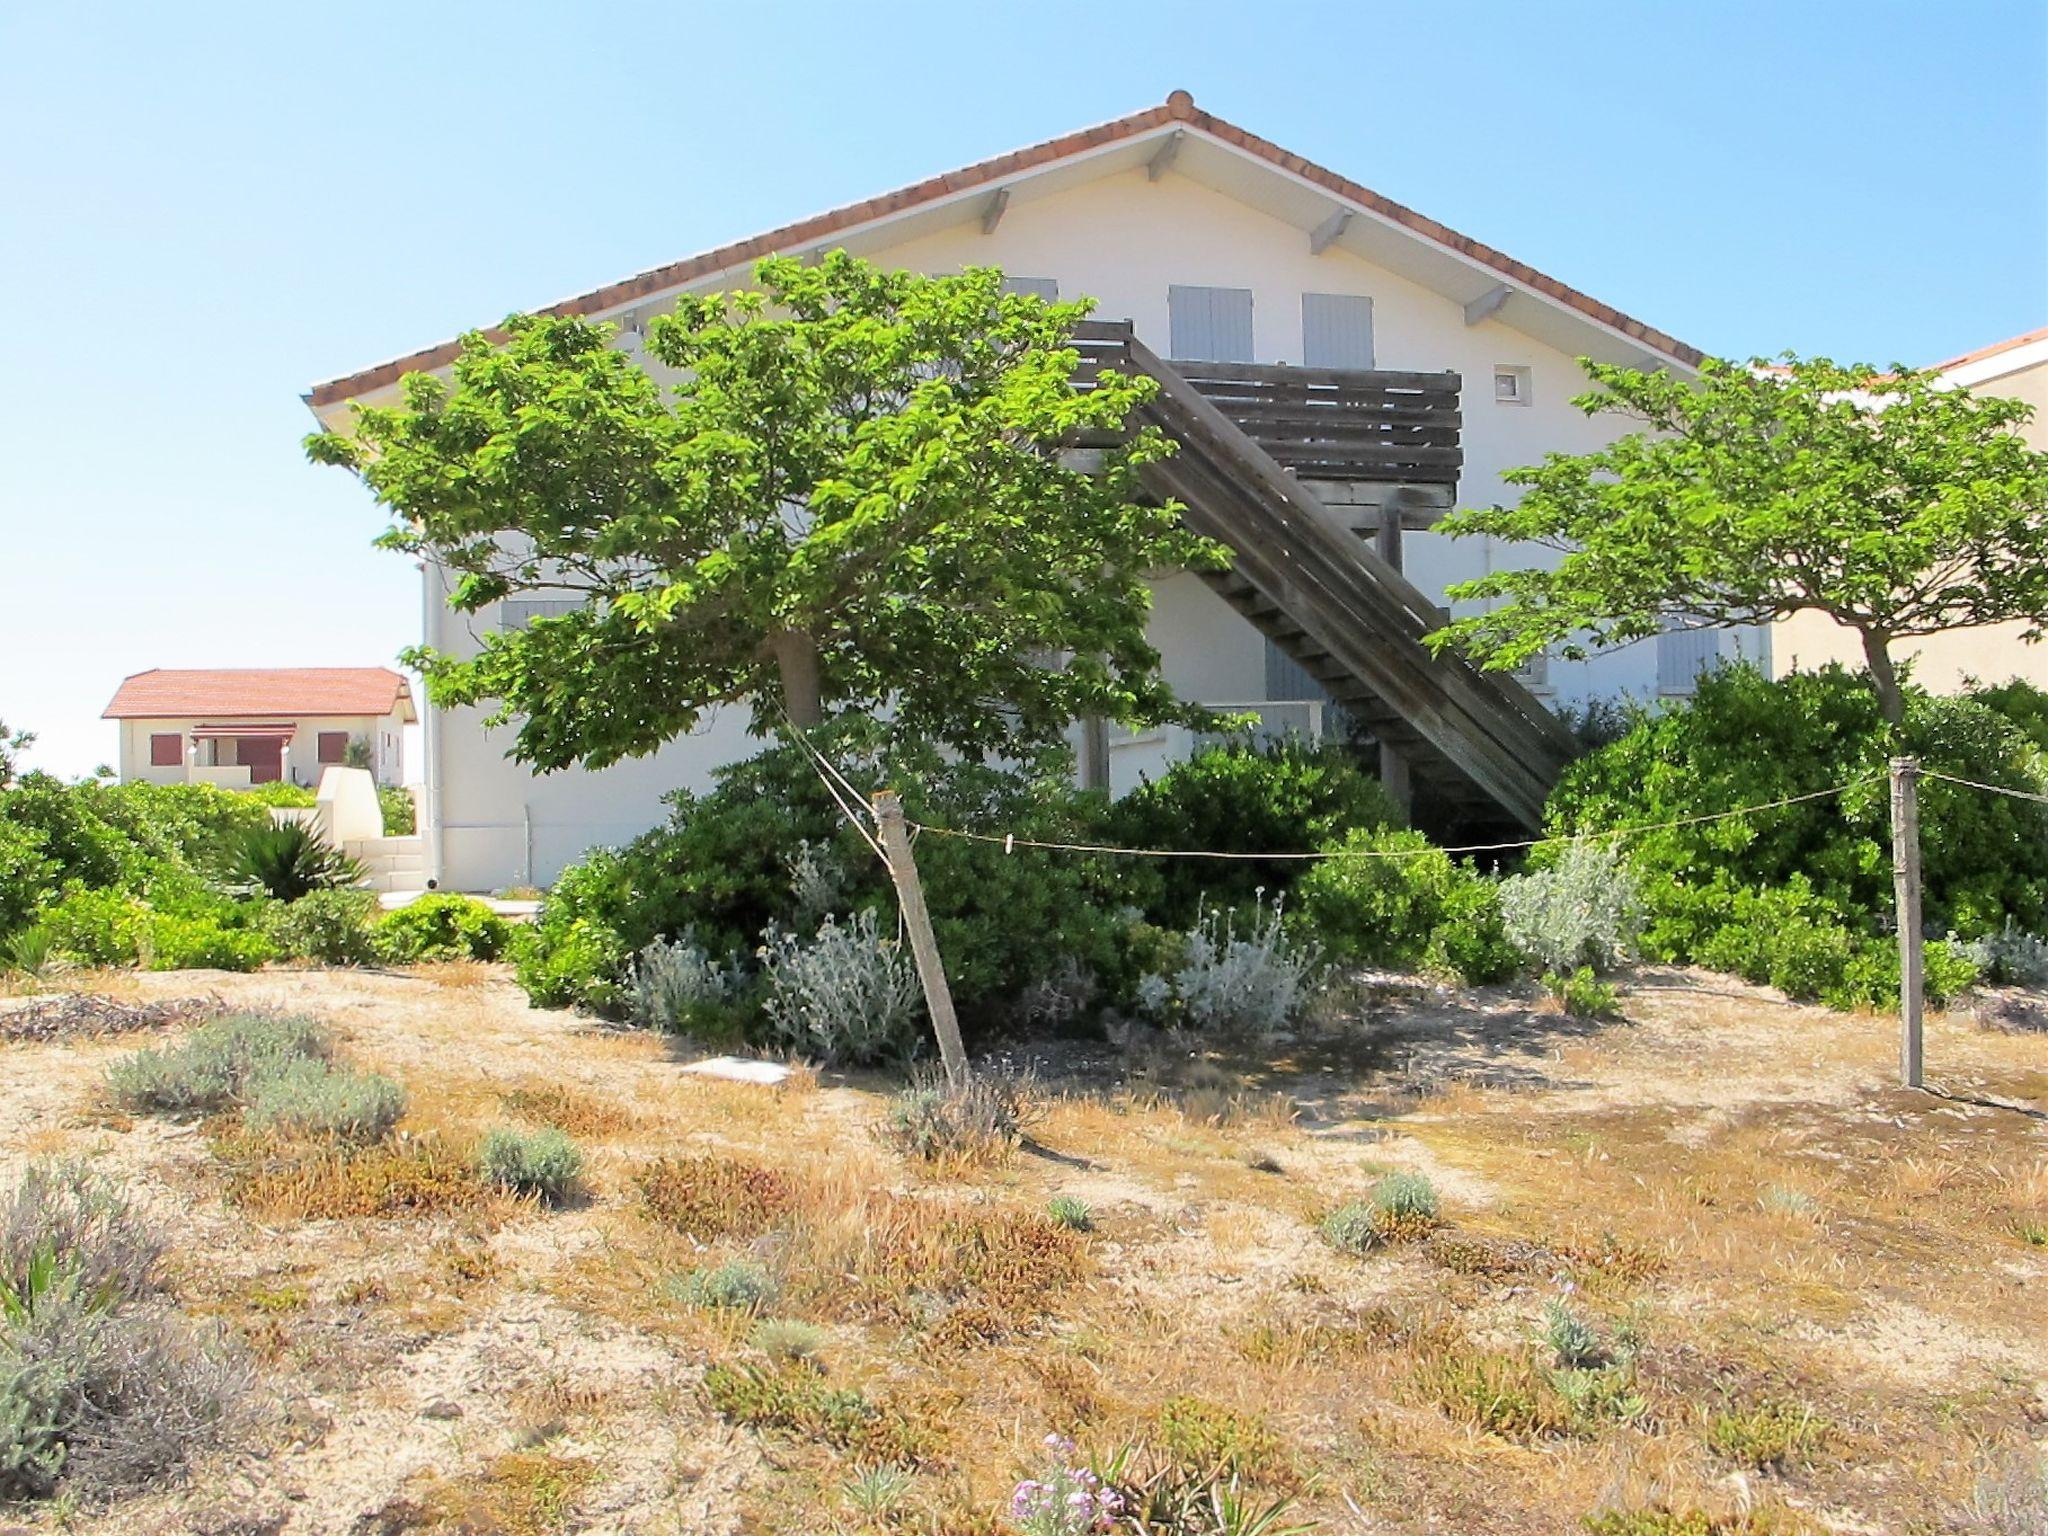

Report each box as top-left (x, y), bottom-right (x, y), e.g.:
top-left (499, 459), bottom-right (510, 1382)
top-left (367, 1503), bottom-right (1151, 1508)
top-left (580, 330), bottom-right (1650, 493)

top-left (872, 790), bottom-right (970, 1083)
top-left (1890, 756), bottom-right (1924, 1089)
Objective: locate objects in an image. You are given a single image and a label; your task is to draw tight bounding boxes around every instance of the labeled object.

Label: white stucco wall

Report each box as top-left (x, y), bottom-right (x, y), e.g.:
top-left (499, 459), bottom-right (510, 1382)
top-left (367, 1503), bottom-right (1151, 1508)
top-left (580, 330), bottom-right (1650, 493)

top-left (413, 165), bottom-right (1704, 891)
top-left (116, 714), bottom-right (406, 789)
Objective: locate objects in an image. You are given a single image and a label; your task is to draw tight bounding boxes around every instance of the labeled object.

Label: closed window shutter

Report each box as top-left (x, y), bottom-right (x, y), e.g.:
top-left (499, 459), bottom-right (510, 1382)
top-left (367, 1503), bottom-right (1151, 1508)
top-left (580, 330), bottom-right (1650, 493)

top-left (1168, 285), bottom-right (1254, 363)
top-left (500, 598), bottom-right (582, 630)
top-left (149, 733), bottom-right (181, 767)
top-left (1302, 293), bottom-right (1374, 369)
top-left (1001, 276), bottom-right (1059, 301)
top-left (317, 731), bottom-right (349, 764)
top-left (1657, 626), bottom-right (1721, 693)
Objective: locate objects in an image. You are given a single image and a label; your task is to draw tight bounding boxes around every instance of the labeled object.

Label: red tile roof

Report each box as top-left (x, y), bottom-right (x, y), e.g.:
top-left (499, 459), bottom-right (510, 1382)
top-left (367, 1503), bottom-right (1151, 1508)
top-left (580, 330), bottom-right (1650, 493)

top-left (1935, 326), bottom-right (2048, 373)
top-left (103, 668), bottom-right (414, 721)
top-left (307, 91), bottom-right (1701, 408)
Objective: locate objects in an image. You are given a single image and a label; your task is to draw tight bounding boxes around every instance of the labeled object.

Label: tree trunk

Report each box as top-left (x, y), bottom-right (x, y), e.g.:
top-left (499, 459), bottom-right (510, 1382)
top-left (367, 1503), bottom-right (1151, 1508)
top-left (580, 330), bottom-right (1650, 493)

top-left (1859, 629), bottom-right (1906, 730)
top-left (768, 627), bottom-right (824, 728)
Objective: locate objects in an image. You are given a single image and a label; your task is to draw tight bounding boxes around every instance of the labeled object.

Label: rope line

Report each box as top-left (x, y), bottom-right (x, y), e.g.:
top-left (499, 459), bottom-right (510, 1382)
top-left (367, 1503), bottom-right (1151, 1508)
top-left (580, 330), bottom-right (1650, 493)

top-left (775, 711), bottom-right (891, 869)
top-left (904, 775), bottom-right (1886, 863)
top-left (1921, 769), bottom-right (2048, 807)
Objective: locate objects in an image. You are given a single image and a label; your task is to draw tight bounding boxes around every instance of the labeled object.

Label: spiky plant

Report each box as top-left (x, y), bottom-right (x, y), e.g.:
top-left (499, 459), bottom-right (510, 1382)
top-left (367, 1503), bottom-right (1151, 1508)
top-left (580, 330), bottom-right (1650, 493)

top-left (229, 821), bottom-right (363, 902)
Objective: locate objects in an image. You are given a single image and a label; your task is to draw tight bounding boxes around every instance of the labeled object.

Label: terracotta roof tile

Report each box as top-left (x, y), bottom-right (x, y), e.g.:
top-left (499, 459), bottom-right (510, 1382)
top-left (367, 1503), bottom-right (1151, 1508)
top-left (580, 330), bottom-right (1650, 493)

top-left (103, 668), bottom-right (414, 721)
top-left (1935, 325), bottom-right (2048, 373)
top-left (307, 94), bottom-right (1700, 408)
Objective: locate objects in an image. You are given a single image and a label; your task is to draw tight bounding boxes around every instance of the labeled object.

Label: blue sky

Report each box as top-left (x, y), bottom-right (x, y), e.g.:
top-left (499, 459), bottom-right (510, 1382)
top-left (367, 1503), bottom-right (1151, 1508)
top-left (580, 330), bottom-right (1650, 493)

top-left (2, 0), bottom-right (2043, 777)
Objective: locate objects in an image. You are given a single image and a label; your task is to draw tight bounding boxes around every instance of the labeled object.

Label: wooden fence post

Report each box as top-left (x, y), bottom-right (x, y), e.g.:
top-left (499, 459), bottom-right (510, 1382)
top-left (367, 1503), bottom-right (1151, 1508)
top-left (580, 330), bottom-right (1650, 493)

top-left (872, 790), bottom-right (970, 1083)
top-left (1890, 756), bottom-right (1924, 1089)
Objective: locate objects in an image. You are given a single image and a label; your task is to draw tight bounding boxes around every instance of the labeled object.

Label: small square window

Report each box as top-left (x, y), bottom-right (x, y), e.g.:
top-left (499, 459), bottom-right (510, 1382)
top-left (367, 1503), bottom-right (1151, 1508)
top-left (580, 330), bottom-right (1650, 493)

top-left (149, 733), bottom-right (182, 767)
top-left (317, 731), bottom-right (349, 764)
top-left (1494, 365), bottom-right (1531, 404)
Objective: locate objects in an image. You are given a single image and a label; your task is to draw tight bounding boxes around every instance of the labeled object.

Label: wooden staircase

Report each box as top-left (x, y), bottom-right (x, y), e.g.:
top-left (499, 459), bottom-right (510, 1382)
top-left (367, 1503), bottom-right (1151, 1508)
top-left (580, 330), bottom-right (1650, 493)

top-left (1072, 322), bottom-right (1578, 832)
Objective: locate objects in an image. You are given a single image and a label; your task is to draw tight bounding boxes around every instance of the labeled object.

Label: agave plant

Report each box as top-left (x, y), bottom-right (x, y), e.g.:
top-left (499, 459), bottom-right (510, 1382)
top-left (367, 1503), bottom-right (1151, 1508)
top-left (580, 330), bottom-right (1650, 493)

top-left (230, 821), bottom-right (364, 902)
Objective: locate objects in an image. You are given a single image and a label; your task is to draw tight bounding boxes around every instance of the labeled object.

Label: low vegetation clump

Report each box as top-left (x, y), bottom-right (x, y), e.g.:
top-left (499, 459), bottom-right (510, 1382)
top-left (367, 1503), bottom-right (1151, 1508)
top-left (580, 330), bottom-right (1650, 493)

top-left (106, 1012), bottom-right (331, 1114)
top-left (498, 1082), bottom-right (635, 1139)
top-left (1545, 965), bottom-right (1622, 1019)
top-left (211, 1129), bottom-right (487, 1221)
top-left (1413, 1340), bottom-right (1644, 1441)
top-left (636, 1154), bottom-right (794, 1242)
top-left (630, 930), bottom-right (750, 1042)
top-left (1705, 1398), bottom-right (1830, 1471)
top-left (412, 1449), bottom-right (595, 1536)
top-left (1150, 1395), bottom-right (1291, 1484)
top-left (759, 909), bottom-right (921, 1065)
top-left (369, 893), bottom-right (510, 965)
top-left (1323, 1172), bottom-right (1442, 1253)
top-left (479, 1126), bottom-right (584, 1202)
top-left (1136, 896), bottom-right (1322, 1035)
top-left (1499, 840), bottom-right (1642, 977)
top-left (1046, 1195), bottom-right (1093, 1232)
top-left (0, 1163), bottom-right (252, 1502)
top-left (884, 1069), bottom-right (1033, 1164)
top-left (671, 1258), bottom-right (777, 1311)
top-left (229, 820), bottom-right (362, 902)
top-left (240, 1056), bottom-right (406, 1141)
top-left (260, 887), bottom-right (380, 965)
top-left (748, 1317), bottom-right (827, 1365)
top-left (700, 1360), bottom-right (928, 1463)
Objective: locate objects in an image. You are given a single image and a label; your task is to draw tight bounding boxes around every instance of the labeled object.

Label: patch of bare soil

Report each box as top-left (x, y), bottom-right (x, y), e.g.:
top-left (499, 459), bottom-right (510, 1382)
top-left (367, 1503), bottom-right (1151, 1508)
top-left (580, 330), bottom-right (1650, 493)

top-left (0, 961), bottom-right (2041, 1534)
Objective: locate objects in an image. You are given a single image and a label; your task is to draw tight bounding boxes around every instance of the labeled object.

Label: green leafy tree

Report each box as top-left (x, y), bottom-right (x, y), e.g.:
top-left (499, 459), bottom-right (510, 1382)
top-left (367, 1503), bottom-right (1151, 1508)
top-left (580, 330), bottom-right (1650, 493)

top-left (1428, 356), bottom-right (2048, 725)
top-left (0, 720), bottom-right (32, 788)
top-left (307, 253), bottom-right (1224, 767)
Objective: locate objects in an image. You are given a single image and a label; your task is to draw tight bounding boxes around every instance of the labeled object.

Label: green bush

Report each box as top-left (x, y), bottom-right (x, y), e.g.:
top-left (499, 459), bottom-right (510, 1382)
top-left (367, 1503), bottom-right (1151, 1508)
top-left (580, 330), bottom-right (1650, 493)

top-left (106, 1013), bottom-right (330, 1114)
top-left (371, 893), bottom-right (510, 964)
top-left (262, 888), bottom-right (380, 965)
top-left (0, 817), bottom-right (55, 936)
top-left (239, 783), bottom-right (316, 811)
top-left (1543, 966), bottom-right (1620, 1019)
top-left (1104, 742), bottom-right (1400, 923)
top-left (229, 820), bottom-right (363, 902)
top-left (379, 785), bottom-right (417, 836)
top-left (479, 1126), bottom-right (583, 1201)
top-left (241, 1058), bottom-right (405, 1140)
top-left (39, 886), bottom-right (150, 966)
top-left (143, 912), bottom-right (275, 973)
top-left (672, 1259), bottom-right (777, 1311)
top-left (1293, 827), bottom-right (1519, 982)
top-left (1552, 665), bottom-right (2048, 952)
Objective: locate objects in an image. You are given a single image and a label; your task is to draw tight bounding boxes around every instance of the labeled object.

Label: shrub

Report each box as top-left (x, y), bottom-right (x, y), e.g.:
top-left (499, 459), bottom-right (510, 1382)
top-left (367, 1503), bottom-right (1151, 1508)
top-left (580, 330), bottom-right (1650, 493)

top-left (700, 1359), bottom-right (924, 1461)
top-left (1047, 1196), bottom-right (1094, 1232)
top-left (106, 1012), bottom-right (330, 1114)
top-left (1105, 742), bottom-right (1401, 923)
top-left (671, 1259), bottom-right (777, 1311)
top-left (372, 893), bottom-right (510, 965)
top-left (1137, 897), bottom-right (1322, 1035)
top-left (749, 1317), bottom-right (826, 1364)
top-left (1322, 1173), bottom-right (1441, 1253)
top-left (630, 931), bottom-right (751, 1041)
top-left (261, 887), bottom-right (380, 965)
top-left (636, 1155), bottom-right (793, 1241)
top-left (759, 909), bottom-right (921, 1066)
top-left (1544, 966), bottom-right (1621, 1020)
top-left (1550, 664), bottom-right (2048, 957)
top-left (1500, 841), bottom-right (1642, 975)
top-left (884, 1070), bottom-right (1033, 1163)
top-left (1371, 1170), bottom-right (1440, 1226)
top-left (39, 886), bottom-right (149, 966)
top-left (229, 820), bottom-right (363, 902)
top-left (1319, 1202), bottom-right (1382, 1256)
top-left (479, 1127), bottom-right (583, 1202)
top-left (1962, 919), bottom-right (2048, 987)
top-left (0, 1163), bottom-right (250, 1502)
top-left (1294, 828), bottom-right (1518, 982)
top-left (0, 816), bottom-right (56, 938)
top-left (1151, 1396), bottom-right (1287, 1483)
top-left (0, 924), bottom-right (55, 978)
top-left (1539, 1299), bottom-right (1608, 1369)
top-left (241, 1058), bottom-right (406, 1141)
top-left (379, 785), bottom-right (417, 836)
top-left (1012, 1434), bottom-right (1125, 1535)
top-left (142, 912), bottom-right (275, 973)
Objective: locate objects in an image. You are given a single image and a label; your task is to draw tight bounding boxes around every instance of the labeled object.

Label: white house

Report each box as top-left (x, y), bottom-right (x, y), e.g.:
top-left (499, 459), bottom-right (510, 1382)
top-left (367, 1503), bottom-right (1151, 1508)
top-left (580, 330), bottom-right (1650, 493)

top-left (104, 667), bottom-right (414, 790)
top-left (307, 92), bottom-right (1749, 894)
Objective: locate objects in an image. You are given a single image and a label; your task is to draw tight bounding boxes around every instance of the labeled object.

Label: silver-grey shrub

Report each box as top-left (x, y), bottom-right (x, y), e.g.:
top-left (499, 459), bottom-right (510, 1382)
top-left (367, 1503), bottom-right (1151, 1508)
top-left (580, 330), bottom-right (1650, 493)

top-left (759, 910), bottom-right (920, 1066)
top-left (1138, 897), bottom-right (1322, 1035)
top-left (480, 1127), bottom-right (583, 1202)
top-left (106, 1012), bottom-right (330, 1115)
top-left (240, 1058), bottom-right (405, 1141)
top-left (1498, 842), bottom-right (1643, 975)
top-left (1962, 919), bottom-right (2048, 987)
top-left (884, 1068), bottom-right (1035, 1163)
top-left (630, 932), bottom-right (747, 1036)
top-left (1, 1163), bottom-right (164, 1308)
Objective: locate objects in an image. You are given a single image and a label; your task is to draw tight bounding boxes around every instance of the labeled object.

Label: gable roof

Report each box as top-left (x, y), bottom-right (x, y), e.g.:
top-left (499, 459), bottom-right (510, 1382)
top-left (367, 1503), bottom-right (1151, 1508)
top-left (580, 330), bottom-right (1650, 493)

top-left (103, 668), bottom-right (415, 722)
top-left (1937, 325), bottom-right (2048, 388)
top-left (307, 91), bottom-right (1702, 411)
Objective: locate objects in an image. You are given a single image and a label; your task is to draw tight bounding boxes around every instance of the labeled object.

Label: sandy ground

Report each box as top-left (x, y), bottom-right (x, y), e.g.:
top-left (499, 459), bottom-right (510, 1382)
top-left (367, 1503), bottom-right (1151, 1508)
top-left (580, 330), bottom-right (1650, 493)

top-left (0, 963), bottom-right (2043, 1534)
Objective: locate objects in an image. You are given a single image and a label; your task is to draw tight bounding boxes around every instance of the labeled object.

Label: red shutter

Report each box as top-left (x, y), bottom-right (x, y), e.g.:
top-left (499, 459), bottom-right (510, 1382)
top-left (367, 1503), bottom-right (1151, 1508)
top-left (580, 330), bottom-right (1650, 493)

top-left (149, 733), bottom-right (182, 767)
top-left (317, 731), bottom-right (349, 764)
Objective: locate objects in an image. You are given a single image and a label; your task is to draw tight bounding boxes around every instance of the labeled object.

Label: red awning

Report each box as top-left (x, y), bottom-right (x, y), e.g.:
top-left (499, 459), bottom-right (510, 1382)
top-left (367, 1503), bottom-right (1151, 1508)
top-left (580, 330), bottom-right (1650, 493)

top-left (188, 724), bottom-right (298, 740)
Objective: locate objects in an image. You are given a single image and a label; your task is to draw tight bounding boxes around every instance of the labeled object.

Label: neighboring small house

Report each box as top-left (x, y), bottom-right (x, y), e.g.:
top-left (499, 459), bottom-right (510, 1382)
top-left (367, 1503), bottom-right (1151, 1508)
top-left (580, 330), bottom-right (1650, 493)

top-left (1772, 326), bottom-right (2048, 692)
top-left (308, 92), bottom-right (1746, 892)
top-left (104, 668), bottom-right (414, 789)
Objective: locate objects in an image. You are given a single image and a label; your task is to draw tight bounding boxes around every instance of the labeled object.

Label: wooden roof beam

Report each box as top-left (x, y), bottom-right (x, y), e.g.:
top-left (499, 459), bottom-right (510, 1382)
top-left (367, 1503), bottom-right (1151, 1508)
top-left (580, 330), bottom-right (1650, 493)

top-left (1146, 130), bottom-right (1183, 181)
top-left (1464, 283), bottom-right (1512, 327)
top-left (1308, 208), bottom-right (1352, 255)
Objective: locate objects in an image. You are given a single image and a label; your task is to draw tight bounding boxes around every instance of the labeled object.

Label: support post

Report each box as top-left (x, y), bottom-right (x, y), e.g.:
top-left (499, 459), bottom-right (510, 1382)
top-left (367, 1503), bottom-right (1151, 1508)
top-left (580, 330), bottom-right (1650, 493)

top-left (872, 790), bottom-right (970, 1083)
top-left (1379, 743), bottom-right (1412, 817)
top-left (1080, 716), bottom-right (1110, 792)
top-left (1890, 756), bottom-right (1924, 1089)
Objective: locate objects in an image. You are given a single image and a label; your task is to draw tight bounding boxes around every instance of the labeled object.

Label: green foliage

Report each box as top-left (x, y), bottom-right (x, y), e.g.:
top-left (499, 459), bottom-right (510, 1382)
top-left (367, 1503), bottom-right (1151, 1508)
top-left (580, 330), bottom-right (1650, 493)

top-left (311, 252), bottom-right (1225, 769)
top-left (700, 1359), bottom-right (922, 1461)
top-left (1135, 897), bottom-right (1323, 1035)
top-left (629, 932), bottom-right (753, 1042)
top-left (1293, 827), bottom-right (1517, 982)
top-left (749, 1317), bottom-right (826, 1364)
top-left (672, 1259), bottom-right (777, 1311)
top-left (1539, 1299), bottom-right (1608, 1369)
top-left (261, 887), bottom-right (380, 965)
top-left (238, 783), bottom-right (316, 811)
top-left (1499, 839), bottom-right (1642, 975)
top-left (378, 785), bottom-right (416, 836)
top-left (1105, 742), bottom-right (1401, 923)
top-left (0, 924), bottom-right (55, 978)
top-left (1151, 1395), bottom-right (1285, 1482)
top-left (241, 1058), bottom-right (406, 1141)
top-left (39, 887), bottom-right (150, 966)
top-left (106, 1013), bottom-right (331, 1115)
top-left (1046, 1196), bottom-right (1094, 1232)
top-left (0, 816), bottom-right (55, 937)
top-left (143, 912), bottom-right (274, 973)
top-left (1705, 1399), bottom-right (1829, 1471)
top-left (371, 894), bottom-right (510, 964)
top-left (0, 720), bottom-right (31, 789)
top-left (1318, 1202), bottom-right (1382, 1256)
top-left (1370, 1171), bottom-right (1440, 1223)
top-left (1429, 353), bottom-right (2048, 728)
top-left (1547, 666), bottom-right (2048, 1007)
top-left (1543, 967), bottom-right (1620, 1020)
top-left (760, 910), bottom-right (920, 1066)
top-left (229, 820), bottom-right (363, 902)
top-left (479, 1127), bottom-right (583, 1202)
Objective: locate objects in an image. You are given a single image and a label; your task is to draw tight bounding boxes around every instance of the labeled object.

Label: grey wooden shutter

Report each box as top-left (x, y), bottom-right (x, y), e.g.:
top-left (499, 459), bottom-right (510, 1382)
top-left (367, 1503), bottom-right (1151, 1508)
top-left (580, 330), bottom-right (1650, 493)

top-left (1657, 625), bottom-right (1721, 693)
top-left (1001, 276), bottom-right (1059, 301)
top-left (1302, 293), bottom-right (1374, 369)
top-left (1168, 285), bottom-right (1254, 362)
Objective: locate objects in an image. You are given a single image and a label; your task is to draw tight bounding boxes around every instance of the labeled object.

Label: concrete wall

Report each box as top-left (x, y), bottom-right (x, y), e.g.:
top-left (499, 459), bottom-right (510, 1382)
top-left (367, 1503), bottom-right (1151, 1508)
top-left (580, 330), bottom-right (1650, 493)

top-left (1772, 348), bottom-right (2048, 692)
top-left (419, 168), bottom-right (1705, 891)
top-left (116, 713), bottom-right (405, 788)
